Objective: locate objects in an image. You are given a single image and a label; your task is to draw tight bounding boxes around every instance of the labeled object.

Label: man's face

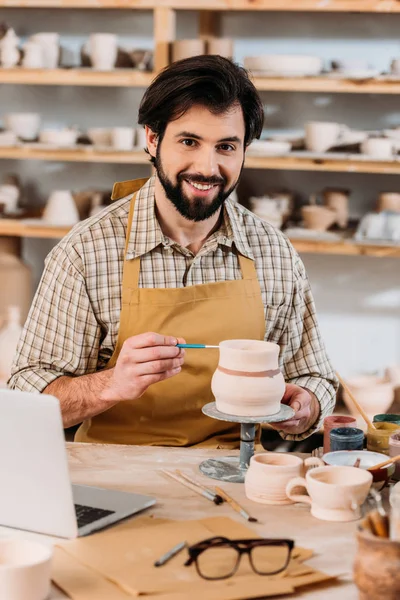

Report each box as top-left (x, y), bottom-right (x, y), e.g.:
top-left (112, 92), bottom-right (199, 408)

top-left (148, 104), bottom-right (246, 222)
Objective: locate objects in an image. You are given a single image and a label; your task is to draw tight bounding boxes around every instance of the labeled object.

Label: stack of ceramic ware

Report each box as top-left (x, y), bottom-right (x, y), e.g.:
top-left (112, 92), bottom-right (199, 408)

top-left (249, 193), bottom-right (293, 229)
top-left (244, 54), bottom-right (322, 77)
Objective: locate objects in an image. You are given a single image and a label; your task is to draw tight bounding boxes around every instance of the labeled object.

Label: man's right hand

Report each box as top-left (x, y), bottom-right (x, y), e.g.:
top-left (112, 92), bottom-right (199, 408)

top-left (100, 332), bottom-right (186, 403)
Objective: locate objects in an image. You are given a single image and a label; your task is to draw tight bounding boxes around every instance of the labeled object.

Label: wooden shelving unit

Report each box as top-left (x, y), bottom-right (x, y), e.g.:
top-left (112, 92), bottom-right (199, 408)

top-left (1, 1), bottom-right (400, 13)
top-left (0, 146), bottom-right (150, 164)
top-left (2, 218), bottom-right (398, 257)
top-left (253, 76), bottom-right (400, 95)
top-left (0, 68), bottom-right (154, 87)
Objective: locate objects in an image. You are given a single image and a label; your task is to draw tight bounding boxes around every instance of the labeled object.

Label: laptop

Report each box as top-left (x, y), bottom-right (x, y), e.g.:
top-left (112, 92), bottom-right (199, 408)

top-left (0, 390), bottom-right (156, 538)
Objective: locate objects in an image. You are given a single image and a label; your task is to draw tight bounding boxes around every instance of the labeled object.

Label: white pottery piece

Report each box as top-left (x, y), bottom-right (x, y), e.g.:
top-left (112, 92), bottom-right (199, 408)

top-left (43, 190), bottom-right (80, 226)
top-left (30, 33), bottom-right (59, 69)
top-left (361, 137), bottom-right (395, 159)
top-left (135, 127), bottom-right (147, 149)
top-left (0, 29), bottom-right (20, 68)
top-left (243, 54), bottom-right (322, 77)
top-left (305, 121), bottom-right (347, 153)
top-left (89, 34), bottom-right (118, 70)
top-left (247, 140), bottom-right (291, 155)
top-left (0, 131), bottom-right (17, 147)
top-left (390, 58), bottom-right (400, 75)
top-left (0, 184), bottom-right (19, 214)
top-left (87, 127), bottom-right (112, 147)
top-left (0, 538), bottom-right (52, 600)
top-left (377, 192), bottom-right (400, 213)
top-left (286, 465), bottom-right (373, 522)
top-left (211, 339), bottom-right (285, 417)
top-left (39, 128), bottom-right (78, 147)
top-left (245, 452), bottom-right (323, 505)
top-left (355, 212), bottom-right (386, 241)
top-left (207, 38), bottom-right (233, 59)
top-left (111, 127), bottom-right (135, 151)
top-left (22, 41), bottom-right (44, 69)
top-left (4, 113), bottom-right (41, 141)
top-left (301, 205), bottom-right (337, 231)
top-left (322, 188), bottom-right (350, 228)
top-left (342, 375), bottom-right (394, 420)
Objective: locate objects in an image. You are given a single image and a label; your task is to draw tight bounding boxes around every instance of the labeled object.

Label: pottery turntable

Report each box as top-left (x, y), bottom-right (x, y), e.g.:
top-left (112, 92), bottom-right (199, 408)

top-left (199, 402), bottom-right (294, 483)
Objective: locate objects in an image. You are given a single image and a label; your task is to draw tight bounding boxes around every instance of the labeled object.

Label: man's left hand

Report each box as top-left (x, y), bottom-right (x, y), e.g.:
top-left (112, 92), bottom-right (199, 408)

top-left (270, 383), bottom-right (320, 435)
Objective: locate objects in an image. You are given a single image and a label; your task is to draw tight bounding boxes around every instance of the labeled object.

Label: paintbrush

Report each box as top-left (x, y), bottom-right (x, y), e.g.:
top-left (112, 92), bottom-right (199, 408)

top-left (175, 470), bottom-right (224, 505)
top-left (161, 470), bottom-right (222, 504)
top-left (177, 344), bottom-right (219, 349)
top-left (215, 486), bottom-right (258, 523)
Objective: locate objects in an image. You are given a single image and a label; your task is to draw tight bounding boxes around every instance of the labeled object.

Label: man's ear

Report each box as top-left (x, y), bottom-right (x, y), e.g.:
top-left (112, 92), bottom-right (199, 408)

top-left (146, 126), bottom-right (158, 160)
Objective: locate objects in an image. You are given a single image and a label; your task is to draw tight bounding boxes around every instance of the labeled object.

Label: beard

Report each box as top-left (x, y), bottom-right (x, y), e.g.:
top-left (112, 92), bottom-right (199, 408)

top-left (154, 147), bottom-right (242, 222)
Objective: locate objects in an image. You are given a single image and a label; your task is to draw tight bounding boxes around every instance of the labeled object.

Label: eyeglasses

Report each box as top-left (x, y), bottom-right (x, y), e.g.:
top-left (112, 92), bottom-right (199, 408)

top-left (184, 536), bottom-right (294, 580)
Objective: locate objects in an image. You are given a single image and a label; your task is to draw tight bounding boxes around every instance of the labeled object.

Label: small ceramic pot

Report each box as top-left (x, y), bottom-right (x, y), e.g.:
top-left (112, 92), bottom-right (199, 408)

top-left (354, 529), bottom-right (400, 600)
top-left (39, 129), bottom-right (78, 147)
top-left (0, 538), bottom-right (53, 600)
top-left (4, 113), bottom-right (41, 141)
top-left (244, 452), bottom-right (322, 505)
top-left (342, 375), bottom-right (394, 421)
top-left (361, 137), bottom-right (395, 159)
top-left (87, 128), bottom-right (112, 147)
top-left (367, 422), bottom-right (400, 456)
top-left (171, 39), bottom-right (205, 62)
top-left (389, 432), bottom-right (400, 480)
top-left (89, 33), bottom-right (118, 70)
top-left (286, 465), bottom-right (372, 522)
top-left (207, 38), bottom-right (233, 59)
top-left (377, 192), bottom-right (400, 214)
top-left (111, 127), bottom-right (135, 151)
top-left (30, 33), bottom-right (59, 69)
top-left (305, 121), bottom-right (346, 153)
top-left (322, 188), bottom-right (349, 228)
top-left (323, 415), bottom-right (357, 453)
top-left (330, 427), bottom-right (364, 452)
top-left (211, 340), bottom-right (285, 417)
top-left (301, 205), bottom-right (337, 231)
top-left (22, 41), bottom-right (44, 69)
top-left (43, 190), bottom-right (80, 226)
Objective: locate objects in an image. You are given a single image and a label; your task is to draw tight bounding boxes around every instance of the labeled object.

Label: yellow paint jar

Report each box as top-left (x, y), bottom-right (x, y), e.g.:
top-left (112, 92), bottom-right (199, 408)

top-left (367, 422), bottom-right (400, 455)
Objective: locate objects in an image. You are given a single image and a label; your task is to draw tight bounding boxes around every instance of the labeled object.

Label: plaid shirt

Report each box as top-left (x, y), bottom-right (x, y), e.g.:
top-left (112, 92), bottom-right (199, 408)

top-left (9, 176), bottom-right (337, 440)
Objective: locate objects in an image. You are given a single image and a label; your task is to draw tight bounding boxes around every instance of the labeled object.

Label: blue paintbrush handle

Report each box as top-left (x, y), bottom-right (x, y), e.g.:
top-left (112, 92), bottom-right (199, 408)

top-left (176, 344), bottom-right (219, 349)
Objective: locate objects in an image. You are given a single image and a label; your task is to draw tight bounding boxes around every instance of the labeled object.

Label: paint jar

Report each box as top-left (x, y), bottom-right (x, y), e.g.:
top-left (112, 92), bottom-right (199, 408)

top-left (367, 422), bottom-right (400, 456)
top-left (390, 432), bottom-right (400, 480)
top-left (330, 427), bottom-right (364, 452)
top-left (374, 414), bottom-right (400, 426)
top-left (323, 415), bottom-right (357, 454)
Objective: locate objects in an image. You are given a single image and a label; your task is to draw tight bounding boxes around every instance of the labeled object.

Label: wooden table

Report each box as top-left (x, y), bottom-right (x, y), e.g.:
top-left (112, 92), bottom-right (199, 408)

top-left (0, 443), bottom-right (359, 599)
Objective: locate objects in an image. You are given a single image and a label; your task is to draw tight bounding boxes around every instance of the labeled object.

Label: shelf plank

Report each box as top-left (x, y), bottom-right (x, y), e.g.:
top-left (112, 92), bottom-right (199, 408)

top-left (253, 75), bottom-right (400, 95)
top-left (0, 68), bottom-right (154, 87)
top-left (0, 146), bottom-right (150, 164)
top-left (1, 147), bottom-right (400, 174)
top-left (1, 218), bottom-right (399, 258)
top-left (1, 0), bottom-right (399, 12)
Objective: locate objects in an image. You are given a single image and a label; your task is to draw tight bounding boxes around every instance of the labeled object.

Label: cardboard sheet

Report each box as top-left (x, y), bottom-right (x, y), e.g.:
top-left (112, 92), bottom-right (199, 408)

top-left (53, 515), bottom-right (337, 599)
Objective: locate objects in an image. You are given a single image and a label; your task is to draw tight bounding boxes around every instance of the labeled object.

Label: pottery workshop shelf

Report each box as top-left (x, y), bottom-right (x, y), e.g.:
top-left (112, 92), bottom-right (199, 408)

top-left (0, 68), bottom-right (155, 87)
top-left (0, 146), bottom-right (150, 164)
top-left (2, 218), bottom-right (399, 257)
top-left (1, 0), bottom-right (400, 12)
top-left (253, 76), bottom-right (400, 95)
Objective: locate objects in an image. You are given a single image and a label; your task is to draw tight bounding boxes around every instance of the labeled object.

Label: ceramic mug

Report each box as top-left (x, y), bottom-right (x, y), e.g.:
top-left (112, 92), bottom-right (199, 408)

top-left (361, 137), bottom-right (395, 159)
top-left (305, 122), bottom-right (347, 153)
top-left (245, 452), bottom-right (323, 505)
top-left (286, 465), bottom-right (372, 521)
top-left (211, 340), bottom-right (285, 417)
top-left (172, 39), bottom-right (205, 62)
top-left (30, 33), bottom-right (59, 69)
top-left (89, 34), bottom-right (118, 70)
top-left (0, 538), bottom-right (53, 600)
top-left (22, 41), bottom-right (44, 69)
top-left (111, 127), bottom-right (135, 151)
top-left (377, 192), bottom-right (400, 213)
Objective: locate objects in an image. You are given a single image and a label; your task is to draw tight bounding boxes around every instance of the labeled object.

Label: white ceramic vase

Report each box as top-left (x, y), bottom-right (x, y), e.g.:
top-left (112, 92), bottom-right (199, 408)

top-left (89, 34), bottom-right (117, 70)
top-left (43, 190), bottom-right (80, 226)
top-left (211, 339), bottom-right (285, 416)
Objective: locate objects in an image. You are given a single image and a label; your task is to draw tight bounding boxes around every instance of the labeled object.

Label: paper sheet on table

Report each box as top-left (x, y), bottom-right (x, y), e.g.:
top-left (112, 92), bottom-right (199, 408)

top-left (54, 515), bottom-right (337, 599)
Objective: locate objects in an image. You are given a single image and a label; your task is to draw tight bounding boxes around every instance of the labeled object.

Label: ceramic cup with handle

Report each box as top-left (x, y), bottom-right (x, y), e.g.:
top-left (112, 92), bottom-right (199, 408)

top-left (30, 33), bottom-right (59, 69)
top-left (305, 122), bottom-right (348, 153)
top-left (245, 452), bottom-right (323, 505)
top-left (286, 465), bottom-right (373, 521)
top-left (361, 137), bottom-right (395, 159)
top-left (0, 538), bottom-right (53, 600)
top-left (111, 127), bottom-right (135, 151)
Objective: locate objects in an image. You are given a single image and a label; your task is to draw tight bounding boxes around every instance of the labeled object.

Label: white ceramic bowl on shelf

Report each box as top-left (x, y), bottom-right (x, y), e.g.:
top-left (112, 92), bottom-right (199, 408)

top-left (244, 55), bottom-right (323, 76)
top-left (247, 140), bottom-right (291, 155)
top-left (39, 129), bottom-right (78, 147)
top-left (4, 113), bottom-right (41, 141)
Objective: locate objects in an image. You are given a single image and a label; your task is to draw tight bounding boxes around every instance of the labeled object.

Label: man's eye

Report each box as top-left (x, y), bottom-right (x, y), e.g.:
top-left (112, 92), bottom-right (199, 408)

top-left (181, 139), bottom-right (197, 147)
top-left (219, 144), bottom-right (235, 152)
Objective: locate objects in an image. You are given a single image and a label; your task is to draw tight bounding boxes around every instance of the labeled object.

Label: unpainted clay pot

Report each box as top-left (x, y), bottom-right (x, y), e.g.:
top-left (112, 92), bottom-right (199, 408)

top-left (245, 452), bottom-right (322, 505)
top-left (211, 339), bottom-right (285, 417)
top-left (354, 529), bottom-right (400, 600)
top-left (342, 375), bottom-right (394, 421)
top-left (322, 188), bottom-right (350, 228)
top-left (301, 205), bottom-right (337, 231)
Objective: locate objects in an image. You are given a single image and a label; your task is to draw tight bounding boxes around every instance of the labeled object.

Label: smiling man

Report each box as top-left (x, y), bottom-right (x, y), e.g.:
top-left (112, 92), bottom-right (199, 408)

top-left (10, 56), bottom-right (337, 447)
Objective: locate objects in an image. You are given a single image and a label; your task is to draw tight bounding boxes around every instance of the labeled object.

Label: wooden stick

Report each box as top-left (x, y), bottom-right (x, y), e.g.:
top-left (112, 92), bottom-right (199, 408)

top-left (336, 371), bottom-right (375, 429)
top-left (160, 470), bottom-right (221, 505)
top-left (175, 470), bottom-right (224, 505)
top-left (215, 487), bottom-right (258, 523)
top-left (368, 454), bottom-right (400, 471)
top-left (368, 510), bottom-right (389, 538)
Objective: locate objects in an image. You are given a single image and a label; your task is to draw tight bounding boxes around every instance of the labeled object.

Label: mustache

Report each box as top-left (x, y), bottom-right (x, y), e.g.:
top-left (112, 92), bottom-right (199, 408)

top-left (178, 173), bottom-right (226, 186)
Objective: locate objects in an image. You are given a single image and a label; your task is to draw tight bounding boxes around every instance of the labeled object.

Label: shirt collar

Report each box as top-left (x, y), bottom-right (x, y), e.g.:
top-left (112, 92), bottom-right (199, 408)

top-left (125, 175), bottom-right (254, 261)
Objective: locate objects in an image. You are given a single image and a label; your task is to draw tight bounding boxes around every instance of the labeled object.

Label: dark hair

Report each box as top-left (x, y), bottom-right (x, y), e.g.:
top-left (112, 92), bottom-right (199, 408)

top-left (138, 55), bottom-right (264, 165)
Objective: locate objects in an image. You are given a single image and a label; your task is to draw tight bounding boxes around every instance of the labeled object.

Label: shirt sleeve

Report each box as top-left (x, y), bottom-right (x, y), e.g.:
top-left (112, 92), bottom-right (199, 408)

top-left (8, 241), bottom-right (102, 393)
top-left (276, 253), bottom-right (338, 441)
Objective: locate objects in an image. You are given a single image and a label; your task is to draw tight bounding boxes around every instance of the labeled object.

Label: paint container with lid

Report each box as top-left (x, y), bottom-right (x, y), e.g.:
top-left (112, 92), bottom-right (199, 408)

top-left (330, 426), bottom-right (364, 452)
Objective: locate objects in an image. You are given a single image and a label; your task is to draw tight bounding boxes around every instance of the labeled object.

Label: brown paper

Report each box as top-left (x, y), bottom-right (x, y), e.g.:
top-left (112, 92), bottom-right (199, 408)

top-left (55, 515), bottom-right (336, 600)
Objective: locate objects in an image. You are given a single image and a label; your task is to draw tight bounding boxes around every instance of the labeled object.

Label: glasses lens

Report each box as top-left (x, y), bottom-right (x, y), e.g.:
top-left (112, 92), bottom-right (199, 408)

top-left (251, 543), bottom-right (290, 575)
top-left (196, 545), bottom-right (239, 580)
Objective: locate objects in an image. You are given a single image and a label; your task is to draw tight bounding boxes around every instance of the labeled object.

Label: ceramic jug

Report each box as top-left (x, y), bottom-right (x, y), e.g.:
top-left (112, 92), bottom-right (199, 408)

top-left (43, 190), bottom-right (80, 226)
top-left (211, 339), bottom-right (285, 417)
top-left (0, 238), bottom-right (32, 325)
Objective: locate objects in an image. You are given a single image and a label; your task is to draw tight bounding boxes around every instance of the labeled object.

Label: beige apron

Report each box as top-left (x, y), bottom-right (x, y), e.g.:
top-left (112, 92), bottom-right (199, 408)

top-left (76, 178), bottom-right (265, 448)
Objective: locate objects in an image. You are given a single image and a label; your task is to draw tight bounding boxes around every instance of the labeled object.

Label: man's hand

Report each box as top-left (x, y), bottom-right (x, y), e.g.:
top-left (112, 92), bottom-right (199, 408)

top-left (100, 332), bottom-right (186, 403)
top-left (270, 383), bottom-right (320, 435)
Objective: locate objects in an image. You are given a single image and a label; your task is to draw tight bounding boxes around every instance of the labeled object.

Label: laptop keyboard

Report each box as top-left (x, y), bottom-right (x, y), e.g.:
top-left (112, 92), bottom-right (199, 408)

top-left (74, 503), bottom-right (115, 528)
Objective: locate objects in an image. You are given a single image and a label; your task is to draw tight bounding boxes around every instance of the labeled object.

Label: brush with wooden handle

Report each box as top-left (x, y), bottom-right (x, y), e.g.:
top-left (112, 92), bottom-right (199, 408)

top-left (367, 454), bottom-right (400, 471)
top-left (215, 486), bottom-right (258, 523)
